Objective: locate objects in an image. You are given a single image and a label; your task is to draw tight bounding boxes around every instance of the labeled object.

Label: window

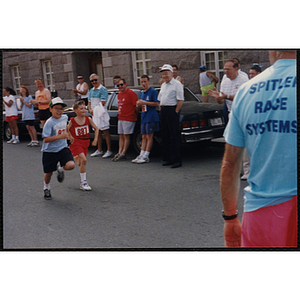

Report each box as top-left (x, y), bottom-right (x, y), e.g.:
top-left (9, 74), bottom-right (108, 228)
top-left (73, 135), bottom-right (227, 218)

top-left (11, 65), bottom-right (21, 94)
top-left (43, 60), bottom-right (55, 90)
top-left (132, 51), bottom-right (152, 86)
top-left (200, 51), bottom-right (228, 87)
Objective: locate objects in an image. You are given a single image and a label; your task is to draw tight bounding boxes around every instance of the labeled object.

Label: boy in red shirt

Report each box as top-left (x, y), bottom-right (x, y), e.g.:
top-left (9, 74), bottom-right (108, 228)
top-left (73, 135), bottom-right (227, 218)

top-left (67, 100), bottom-right (99, 190)
top-left (112, 78), bottom-right (138, 161)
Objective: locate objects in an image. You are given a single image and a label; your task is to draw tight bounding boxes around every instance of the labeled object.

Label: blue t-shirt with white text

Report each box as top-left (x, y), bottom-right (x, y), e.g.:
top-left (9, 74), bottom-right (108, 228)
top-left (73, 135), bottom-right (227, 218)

top-left (224, 59), bottom-right (297, 212)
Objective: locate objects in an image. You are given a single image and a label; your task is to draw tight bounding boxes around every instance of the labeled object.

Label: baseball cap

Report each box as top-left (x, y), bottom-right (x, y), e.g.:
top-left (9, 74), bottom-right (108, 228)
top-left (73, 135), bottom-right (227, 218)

top-left (49, 97), bottom-right (67, 108)
top-left (199, 65), bottom-right (206, 71)
top-left (159, 64), bottom-right (173, 72)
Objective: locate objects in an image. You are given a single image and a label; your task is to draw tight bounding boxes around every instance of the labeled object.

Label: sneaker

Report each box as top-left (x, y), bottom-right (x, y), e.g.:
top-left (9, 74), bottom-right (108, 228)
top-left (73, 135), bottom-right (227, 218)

top-left (31, 141), bottom-right (40, 147)
top-left (102, 150), bottom-right (112, 158)
top-left (44, 189), bottom-right (52, 200)
top-left (114, 154), bottom-right (126, 161)
top-left (12, 139), bottom-right (20, 144)
top-left (137, 156), bottom-right (150, 164)
top-left (7, 139), bottom-right (15, 144)
top-left (57, 162), bottom-right (64, 183)
top-left (132, 155), bottom-right (142, 163)
top-left (27, 141), bottom-right (33, 147)
top-left (91, 149), bottom-right (103, 157)
top-left (80, 181), bottom-right (92, 191)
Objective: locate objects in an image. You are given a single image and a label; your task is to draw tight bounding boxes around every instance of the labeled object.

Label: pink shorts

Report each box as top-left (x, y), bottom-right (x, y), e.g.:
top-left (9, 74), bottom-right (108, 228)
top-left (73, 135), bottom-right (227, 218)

top-left (241, 196), bottom-right (297, 247)
top-left (6, 115), bottom-right (18, 122)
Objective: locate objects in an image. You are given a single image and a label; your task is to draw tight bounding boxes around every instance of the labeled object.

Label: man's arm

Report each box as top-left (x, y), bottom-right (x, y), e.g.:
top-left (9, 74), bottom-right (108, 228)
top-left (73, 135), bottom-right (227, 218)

top-left (176, 100), bottom-right (184, 113)
top-left (220, 143), bottom-right (244, 247)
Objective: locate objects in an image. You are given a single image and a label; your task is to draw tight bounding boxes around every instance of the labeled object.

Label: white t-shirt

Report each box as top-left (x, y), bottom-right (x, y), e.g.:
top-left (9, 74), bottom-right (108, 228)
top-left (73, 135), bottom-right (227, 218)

top-left (220, 74), bottom-right (248, 112)
top-left (3, 95), bottom-right (18, 117)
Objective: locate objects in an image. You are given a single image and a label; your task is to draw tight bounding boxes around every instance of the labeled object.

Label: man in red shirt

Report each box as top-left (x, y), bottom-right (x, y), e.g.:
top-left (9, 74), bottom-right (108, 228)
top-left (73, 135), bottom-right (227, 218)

top-left (112, 78), bottom-right (138, 161)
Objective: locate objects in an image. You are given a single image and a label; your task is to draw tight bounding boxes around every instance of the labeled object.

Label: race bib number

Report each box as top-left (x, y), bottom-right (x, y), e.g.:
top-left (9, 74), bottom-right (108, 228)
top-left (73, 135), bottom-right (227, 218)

top-left (57, 128), bottom-right (66, 135)
top-left (75, 125), bottom-right (89, 136)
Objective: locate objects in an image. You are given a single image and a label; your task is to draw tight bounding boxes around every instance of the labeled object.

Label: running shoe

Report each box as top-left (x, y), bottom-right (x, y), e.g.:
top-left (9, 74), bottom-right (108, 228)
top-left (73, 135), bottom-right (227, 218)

top-left (137, 156), bottom-right (150, 164)
top-left (7, 139), bottom-right (15, 144)
top-left (12, 139), bottom-right (20, 144)
top-left (102, 150), bottom-right (112, 158)
top-left (44, 189), bottom-right (52, 200)
top-left (90, 149), bottom-right (103, 157)
top-left (132, 155), bottom-right (142, 163)
top-left (80, 181), bottom-right (92, 191)
top-left (57, 162), bottom-right (65, 183)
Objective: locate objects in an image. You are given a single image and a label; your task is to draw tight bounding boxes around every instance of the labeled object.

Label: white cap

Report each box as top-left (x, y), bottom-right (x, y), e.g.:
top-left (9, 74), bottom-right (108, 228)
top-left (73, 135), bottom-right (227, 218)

top-left (159, 64), bottom-right (173, 72)
top-left (49, 97), bottom-right (67, 108)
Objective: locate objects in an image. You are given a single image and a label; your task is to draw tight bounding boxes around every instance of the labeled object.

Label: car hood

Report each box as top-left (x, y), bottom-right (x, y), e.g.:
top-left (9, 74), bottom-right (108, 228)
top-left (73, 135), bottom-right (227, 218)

top-left (181, 102), bottom-right (223, 114)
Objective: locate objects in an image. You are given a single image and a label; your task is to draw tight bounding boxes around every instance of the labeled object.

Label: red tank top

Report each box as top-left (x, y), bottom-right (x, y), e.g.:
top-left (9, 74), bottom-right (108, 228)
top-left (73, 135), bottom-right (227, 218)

top-left (70, 116), bottom-right (90, 139)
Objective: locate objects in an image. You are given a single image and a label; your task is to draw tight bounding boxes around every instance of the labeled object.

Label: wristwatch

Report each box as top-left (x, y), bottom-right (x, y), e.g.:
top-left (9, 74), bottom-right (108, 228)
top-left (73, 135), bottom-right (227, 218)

top-left (222, 210), bottom-right (238, 220)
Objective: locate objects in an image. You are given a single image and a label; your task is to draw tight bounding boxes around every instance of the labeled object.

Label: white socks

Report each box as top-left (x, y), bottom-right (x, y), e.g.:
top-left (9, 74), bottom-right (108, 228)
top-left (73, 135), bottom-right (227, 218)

top-left (80, 173), bottom-right (86, 183)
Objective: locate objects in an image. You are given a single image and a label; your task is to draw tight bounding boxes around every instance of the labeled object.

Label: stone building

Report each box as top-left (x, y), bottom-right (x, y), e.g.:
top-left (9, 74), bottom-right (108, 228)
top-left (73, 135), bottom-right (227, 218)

top-left (2, 49), bottom-right (270, 107)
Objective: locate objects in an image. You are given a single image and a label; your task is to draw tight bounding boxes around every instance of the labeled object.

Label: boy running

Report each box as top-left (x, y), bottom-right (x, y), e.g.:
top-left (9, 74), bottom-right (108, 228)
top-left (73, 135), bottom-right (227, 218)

top-left (41, 97), bottom-right (75, 200)
top-left (67, 100), bottom-right (99, 191)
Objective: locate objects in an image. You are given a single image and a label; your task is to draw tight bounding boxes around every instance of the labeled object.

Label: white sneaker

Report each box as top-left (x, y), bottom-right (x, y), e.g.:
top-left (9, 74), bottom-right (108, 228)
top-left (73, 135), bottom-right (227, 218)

top-left (131, 155), bottom-right (142, 163)
top-left (102, 150), bottom-right (112, 158)
top-left (137, 156), bottom-right (150, 164)
top-left (80, 181), bottom-right (92, 191)
top-left (13, 139), bottom-right (20, 144)
top-left (91, 149), bottom-right (103, 157)
top-left (7, 139), bottom-right (15, 144)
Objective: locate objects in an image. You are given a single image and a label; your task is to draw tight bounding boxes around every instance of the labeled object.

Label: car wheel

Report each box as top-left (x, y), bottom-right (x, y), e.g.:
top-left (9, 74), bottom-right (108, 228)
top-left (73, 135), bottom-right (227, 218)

top-left (4, 122), bottom-right (12, 140)
top-left (132, 129), bottom-right (142, 153)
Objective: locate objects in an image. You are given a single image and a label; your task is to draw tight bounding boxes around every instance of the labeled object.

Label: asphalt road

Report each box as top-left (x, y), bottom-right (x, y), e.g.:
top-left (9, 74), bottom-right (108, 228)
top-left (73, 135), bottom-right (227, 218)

top-left (3, 136), bottom-right (247, 250)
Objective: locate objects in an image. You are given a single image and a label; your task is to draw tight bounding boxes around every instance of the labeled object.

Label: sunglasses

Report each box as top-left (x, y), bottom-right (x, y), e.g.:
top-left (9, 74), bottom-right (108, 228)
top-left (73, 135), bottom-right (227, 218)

top-left (90, 79), bottom-right (98, 83)
top-left (117, 83), bottom-right (124, 87)
top-left (77, 77), bottom-right (83, 80)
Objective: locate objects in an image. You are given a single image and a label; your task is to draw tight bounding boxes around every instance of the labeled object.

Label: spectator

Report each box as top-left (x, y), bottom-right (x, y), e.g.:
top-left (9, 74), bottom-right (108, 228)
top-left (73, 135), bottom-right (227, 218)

top-left (133, 75), bottom-right (159, 164)
top-left (72, 75), bottom-right (89, 106)
top-left (241, 63), bottom-right (262, 180)
top-left (88, 74), bottom-right (112, 159)
top-left (218, 58), bottom-right (249, 124)
top-left (113, 75), bottom-right (121, 88)
top-left (220, 50), bottom-right (297, 247)
top-left (3, 87), bottom-right (19, 144)
top-left (249, 63), bottom-right (262, 79)
top-left (31, 79), bottom-right (51, 128)
top-left (158, 64), bottom-right (184, 168)
top-left (19, 85), bottom-right (39, 147)
top-left (159, 65), bottom-right (184, 85)
top-left (112, 78), bottom-right (138, 161)
top-left (172, 65), bottom-right (183, 84)
top-left (208, 59), bottom-right (248, 115)
top-left (198, 65), bottom-right (219, 103)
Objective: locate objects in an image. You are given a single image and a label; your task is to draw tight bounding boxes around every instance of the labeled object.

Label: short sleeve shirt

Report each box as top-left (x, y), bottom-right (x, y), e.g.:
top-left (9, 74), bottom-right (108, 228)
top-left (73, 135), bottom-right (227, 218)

top-left (158, 78), bottom-right (184, 106)
top-left (224, 59), bottom-right (297, 212)
top-left (140, 87), bottom-right (159, 124)
top-left (42, 115), bottom-right (69, 152)
top-left (88, 85), bottom-right (108, 110)
top-left (117, 88), bottom-right (138, 122)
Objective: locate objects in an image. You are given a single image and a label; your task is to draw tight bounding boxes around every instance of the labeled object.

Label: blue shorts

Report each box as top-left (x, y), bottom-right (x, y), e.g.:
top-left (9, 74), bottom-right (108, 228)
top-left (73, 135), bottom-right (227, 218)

top-left (141, 122), bottom-right (160, 135)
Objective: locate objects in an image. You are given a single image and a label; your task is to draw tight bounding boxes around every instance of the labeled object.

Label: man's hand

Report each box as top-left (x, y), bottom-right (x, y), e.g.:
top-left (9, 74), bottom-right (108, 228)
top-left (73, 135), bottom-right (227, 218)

top-left (208, 87), bottom-right (226, 104)
top-left (223, 218), bottom-right (242, 247)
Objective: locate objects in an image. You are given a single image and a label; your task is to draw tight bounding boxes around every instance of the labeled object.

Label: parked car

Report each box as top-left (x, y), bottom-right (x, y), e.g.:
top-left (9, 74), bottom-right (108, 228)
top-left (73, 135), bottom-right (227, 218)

top-left (3, 97), bottom-right (42, 141)
top-left (64, 86), bottom-right (225, 153)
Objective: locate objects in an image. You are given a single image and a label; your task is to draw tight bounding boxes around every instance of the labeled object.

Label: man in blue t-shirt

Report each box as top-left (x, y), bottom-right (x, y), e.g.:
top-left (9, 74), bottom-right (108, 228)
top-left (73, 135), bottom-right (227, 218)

top-left (132, 75), bottom-right (159, 164)
top-left (220, 50), bottom-right (297, 247)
